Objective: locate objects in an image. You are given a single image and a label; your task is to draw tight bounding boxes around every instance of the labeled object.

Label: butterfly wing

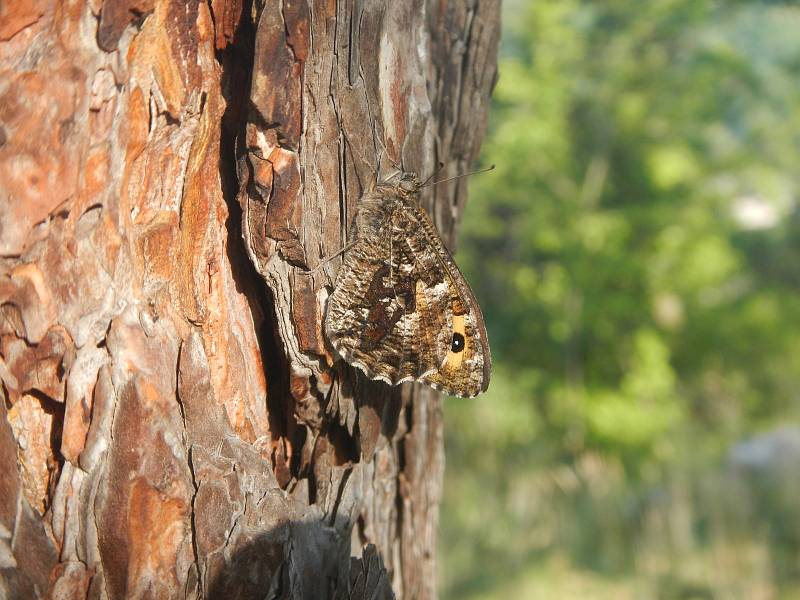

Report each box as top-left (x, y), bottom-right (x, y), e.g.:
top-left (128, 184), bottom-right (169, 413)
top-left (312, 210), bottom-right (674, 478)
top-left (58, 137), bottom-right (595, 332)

top-left (325, 190), bottom-right (452, 386)
top-left (325, 186), bottom-right (491, 398)
top-left (401, 202), bottom-right (491, 398)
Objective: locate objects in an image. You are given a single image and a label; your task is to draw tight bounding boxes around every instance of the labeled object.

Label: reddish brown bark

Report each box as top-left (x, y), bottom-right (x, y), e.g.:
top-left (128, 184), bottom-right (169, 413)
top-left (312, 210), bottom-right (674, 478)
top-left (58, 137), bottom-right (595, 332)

top-left (0, 1), bottom-right (499, 598)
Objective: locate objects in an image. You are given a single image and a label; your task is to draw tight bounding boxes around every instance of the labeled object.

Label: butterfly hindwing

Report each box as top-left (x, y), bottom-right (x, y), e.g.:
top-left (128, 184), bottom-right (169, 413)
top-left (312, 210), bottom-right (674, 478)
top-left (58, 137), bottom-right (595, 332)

top-left (325, 190), bottom-right (451, 386)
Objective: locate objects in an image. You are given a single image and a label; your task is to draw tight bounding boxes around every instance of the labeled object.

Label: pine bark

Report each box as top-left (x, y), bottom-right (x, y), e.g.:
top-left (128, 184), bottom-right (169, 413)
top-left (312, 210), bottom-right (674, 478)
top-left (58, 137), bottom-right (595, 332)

top-left (0, 1), bottom-right (499, 599)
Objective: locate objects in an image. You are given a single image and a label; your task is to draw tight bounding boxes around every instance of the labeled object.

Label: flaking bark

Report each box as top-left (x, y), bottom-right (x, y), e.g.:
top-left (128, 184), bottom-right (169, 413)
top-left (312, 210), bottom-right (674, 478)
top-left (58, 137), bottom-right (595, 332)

top-left (0, 1), bottom-right (499, 598)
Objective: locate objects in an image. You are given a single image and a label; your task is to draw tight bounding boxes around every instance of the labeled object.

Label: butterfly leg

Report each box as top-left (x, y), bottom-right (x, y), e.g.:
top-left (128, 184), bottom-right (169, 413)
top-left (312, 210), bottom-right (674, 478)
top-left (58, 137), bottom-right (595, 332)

top-left (300, 241), bottom-right (357, 276)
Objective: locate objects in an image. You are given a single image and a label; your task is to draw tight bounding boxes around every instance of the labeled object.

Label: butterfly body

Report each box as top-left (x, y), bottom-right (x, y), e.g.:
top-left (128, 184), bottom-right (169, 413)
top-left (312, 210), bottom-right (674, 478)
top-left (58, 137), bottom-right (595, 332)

top-left (325, 172), bottom-right (491, 397)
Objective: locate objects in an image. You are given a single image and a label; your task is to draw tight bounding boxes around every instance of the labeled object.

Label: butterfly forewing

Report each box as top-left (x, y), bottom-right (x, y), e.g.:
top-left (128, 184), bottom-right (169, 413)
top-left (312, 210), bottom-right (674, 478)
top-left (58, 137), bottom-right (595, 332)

top-left (324, 173), bottom-right (491, 397)
top-left (403, 202), bottom-right (491, 397)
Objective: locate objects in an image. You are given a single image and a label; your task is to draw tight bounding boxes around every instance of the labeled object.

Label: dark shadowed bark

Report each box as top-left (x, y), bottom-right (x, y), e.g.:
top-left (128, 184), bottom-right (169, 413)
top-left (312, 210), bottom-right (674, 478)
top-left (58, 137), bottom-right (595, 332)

top-left (0, 1), bottom-right (499, 598)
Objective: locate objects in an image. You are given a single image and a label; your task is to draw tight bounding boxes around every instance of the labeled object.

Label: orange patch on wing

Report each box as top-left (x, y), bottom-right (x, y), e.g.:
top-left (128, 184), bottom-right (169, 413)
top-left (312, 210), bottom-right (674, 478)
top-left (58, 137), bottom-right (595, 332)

top-left (443, 314), bottom-right (467, 370)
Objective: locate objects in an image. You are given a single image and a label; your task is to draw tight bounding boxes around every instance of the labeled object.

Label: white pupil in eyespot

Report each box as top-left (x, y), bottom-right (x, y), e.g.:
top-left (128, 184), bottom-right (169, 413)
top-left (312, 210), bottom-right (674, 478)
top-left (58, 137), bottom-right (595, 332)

top-left (451, 332), bottom-right (465, 353)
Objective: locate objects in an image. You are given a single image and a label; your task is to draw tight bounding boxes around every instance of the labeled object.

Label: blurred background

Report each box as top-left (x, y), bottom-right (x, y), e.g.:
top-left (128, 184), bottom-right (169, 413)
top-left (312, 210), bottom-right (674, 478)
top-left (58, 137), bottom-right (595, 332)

top-left (438, 0), bottom-right (800, 598)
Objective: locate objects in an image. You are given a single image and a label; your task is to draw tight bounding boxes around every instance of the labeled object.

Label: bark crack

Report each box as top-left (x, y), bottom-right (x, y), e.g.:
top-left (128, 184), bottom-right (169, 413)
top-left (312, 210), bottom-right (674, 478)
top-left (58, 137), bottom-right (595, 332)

top-left (451, 4), bottom-right (477, 167)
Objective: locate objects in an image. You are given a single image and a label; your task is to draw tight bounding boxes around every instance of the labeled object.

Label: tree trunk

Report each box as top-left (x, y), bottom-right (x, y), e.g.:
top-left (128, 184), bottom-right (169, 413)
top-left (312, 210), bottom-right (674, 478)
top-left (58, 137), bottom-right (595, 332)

top-left (0, 1), bottom-right (499, 599)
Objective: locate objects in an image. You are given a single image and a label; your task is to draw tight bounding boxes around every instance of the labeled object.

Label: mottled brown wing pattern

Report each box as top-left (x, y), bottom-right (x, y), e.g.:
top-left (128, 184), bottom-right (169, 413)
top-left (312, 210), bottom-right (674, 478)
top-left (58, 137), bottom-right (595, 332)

top-left (325, 189), bottom-right (452, 387)
top-left (324, 173), bottom-right (492, 398)
top-left (400, 200), bottom-right (491, 398)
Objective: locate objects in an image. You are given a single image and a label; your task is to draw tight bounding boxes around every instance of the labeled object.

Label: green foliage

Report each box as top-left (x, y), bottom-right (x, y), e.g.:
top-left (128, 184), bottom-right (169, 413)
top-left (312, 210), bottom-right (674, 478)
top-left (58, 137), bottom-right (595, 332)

top-left (440, 1), bottom-right (800, 597)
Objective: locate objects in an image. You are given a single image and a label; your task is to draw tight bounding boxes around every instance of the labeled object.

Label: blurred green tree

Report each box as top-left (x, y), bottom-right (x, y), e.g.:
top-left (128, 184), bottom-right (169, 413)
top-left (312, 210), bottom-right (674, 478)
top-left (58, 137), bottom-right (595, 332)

top-left (440, 1), bottom-right (800, 598)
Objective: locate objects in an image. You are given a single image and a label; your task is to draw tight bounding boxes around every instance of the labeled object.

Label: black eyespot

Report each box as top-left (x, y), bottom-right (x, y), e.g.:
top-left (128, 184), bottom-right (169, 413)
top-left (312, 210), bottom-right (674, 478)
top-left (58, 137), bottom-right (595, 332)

top-left (451, 332), bottom-right (465, 353)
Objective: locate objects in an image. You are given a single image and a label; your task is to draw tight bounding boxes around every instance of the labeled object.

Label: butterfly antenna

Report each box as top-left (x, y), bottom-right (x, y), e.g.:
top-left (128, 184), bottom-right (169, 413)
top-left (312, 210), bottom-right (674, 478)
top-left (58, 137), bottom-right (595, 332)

top-left (420, 164), bottom-right (496, 188)
top-left (421, 162), bottom-right (446, 186)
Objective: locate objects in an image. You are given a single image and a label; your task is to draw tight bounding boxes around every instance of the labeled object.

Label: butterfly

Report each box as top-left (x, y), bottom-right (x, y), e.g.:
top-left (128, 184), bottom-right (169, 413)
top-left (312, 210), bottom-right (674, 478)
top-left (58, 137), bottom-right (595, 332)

top-left (324, 170), bottom-right (491, 397)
